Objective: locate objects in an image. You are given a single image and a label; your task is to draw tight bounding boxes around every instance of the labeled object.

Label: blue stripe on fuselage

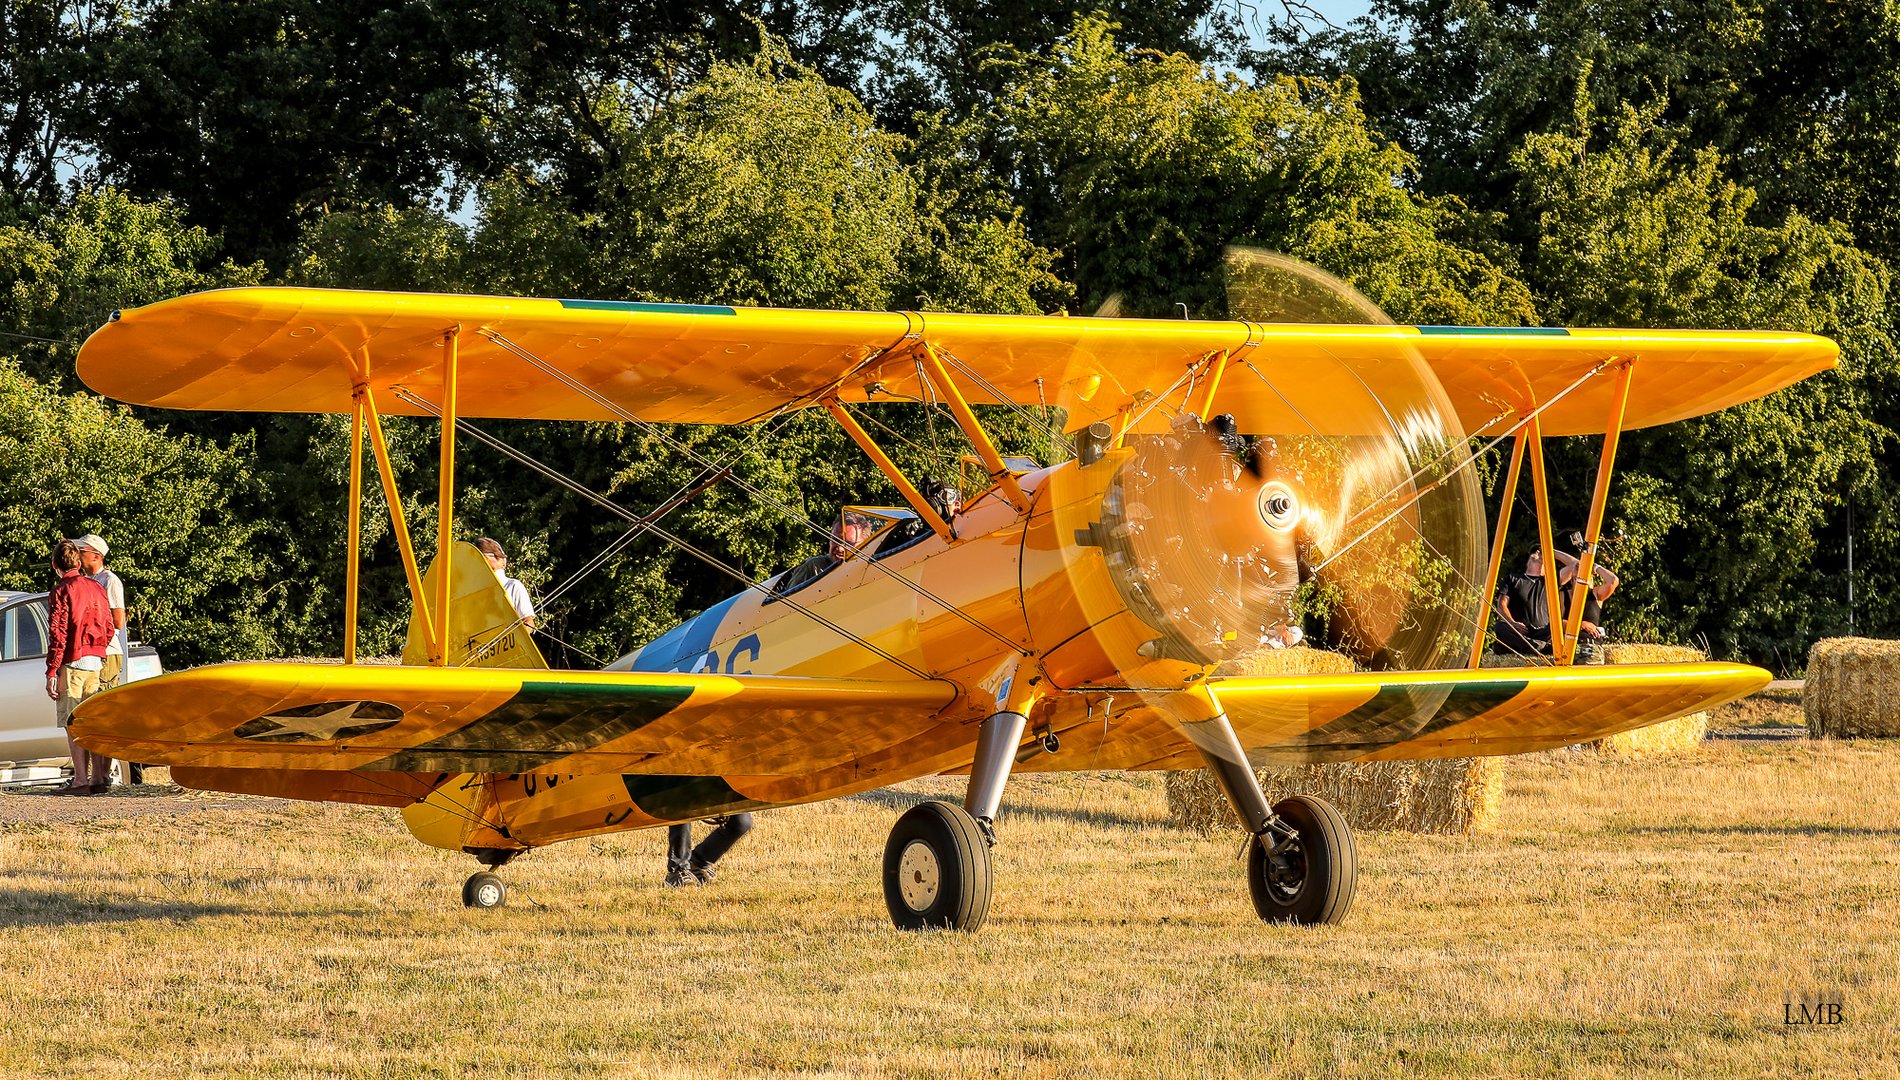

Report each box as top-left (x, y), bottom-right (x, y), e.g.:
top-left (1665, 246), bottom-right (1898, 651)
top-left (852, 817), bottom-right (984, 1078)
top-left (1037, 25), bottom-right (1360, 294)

top-left (630, 593), bottom-right (746, 673)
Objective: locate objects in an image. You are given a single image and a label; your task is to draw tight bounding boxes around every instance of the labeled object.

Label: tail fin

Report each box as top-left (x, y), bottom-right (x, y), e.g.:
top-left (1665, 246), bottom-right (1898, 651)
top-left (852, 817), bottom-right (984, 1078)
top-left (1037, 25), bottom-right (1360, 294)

top-left (400, 540), bottom-right (545, 851)
top-left (401, 540), bottom-right (547, 669)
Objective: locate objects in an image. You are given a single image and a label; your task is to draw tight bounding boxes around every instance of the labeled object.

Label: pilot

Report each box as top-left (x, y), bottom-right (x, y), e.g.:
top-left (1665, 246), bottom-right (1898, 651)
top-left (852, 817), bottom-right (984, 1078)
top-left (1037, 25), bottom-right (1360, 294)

top-left (1492, 547), bottom-right (1579, 656)
top-left (665, 814), bottom-right (755, 887)
top-left (775, 510), bottom-right (874, 594)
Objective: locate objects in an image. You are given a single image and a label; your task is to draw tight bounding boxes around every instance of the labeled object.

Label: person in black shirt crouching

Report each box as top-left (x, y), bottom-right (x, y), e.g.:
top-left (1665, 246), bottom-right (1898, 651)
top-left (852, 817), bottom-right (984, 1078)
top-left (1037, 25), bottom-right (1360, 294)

top-left (1492, 547), bottom-right (1579, 657)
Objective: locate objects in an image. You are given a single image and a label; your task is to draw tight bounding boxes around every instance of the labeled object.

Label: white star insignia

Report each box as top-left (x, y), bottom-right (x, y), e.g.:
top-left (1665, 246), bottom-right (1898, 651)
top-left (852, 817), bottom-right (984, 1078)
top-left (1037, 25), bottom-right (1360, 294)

top-left (258, 701), bottom-right (376, 741)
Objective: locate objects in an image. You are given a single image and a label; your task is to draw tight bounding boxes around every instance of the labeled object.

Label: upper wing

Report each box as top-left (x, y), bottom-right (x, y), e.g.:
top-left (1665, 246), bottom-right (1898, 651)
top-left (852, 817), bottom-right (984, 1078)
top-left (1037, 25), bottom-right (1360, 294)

top-left (72, 661), bottom-right (975, 776)
top-left (76, 287), bottom-right (1836, 435)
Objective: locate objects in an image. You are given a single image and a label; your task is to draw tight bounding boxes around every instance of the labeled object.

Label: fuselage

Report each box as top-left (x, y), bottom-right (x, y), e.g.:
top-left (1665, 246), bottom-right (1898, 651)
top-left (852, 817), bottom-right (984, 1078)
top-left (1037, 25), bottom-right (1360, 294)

top-left (444, 432), bottom-right (1445, 852)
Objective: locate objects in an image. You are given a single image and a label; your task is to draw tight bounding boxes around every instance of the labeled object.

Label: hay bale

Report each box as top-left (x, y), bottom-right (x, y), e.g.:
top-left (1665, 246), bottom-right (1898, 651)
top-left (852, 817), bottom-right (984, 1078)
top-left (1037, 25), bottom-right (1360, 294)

top-left (1591, 713), bottom-right (1710, 757)
top-left (1480, 642), bottom-right (1709, 753)
top-left (1479, 651), bottom-right (1546, 669)
top-left (1163, 758), bottom-right (1503, 836)
top-left (1600, 642), bottom-right (1707, 665)
top-left (1215, 645), bottom-right (1356, 677)
top-left (1168, 646), bottom-right (1500, 836)
top-left (1804, 637), bottom-right (1900, 738)
top-left (1490, 642), bottom-right (1710, 757)
top-left (1589, 642), bottom-right (1710, 757)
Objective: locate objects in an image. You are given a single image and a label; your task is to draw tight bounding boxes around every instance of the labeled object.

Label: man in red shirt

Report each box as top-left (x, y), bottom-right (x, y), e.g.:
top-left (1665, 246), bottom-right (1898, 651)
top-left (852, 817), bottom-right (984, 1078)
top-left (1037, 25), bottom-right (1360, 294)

top-left (45, 538), bottom-right (116, 795)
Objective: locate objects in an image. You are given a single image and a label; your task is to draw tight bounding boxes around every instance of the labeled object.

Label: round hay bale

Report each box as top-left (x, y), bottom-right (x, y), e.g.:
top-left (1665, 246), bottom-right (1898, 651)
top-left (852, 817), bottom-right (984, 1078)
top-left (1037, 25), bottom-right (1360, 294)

top-left (1168, 646), bottom-right (1501, 836)
top-left (1804, 637), bottom-right (1900, 738)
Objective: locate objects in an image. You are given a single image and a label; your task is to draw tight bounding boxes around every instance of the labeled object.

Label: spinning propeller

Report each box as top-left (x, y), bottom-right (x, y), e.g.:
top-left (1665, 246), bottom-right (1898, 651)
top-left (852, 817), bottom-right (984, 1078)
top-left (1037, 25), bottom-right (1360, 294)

top-left (1074, 249), bottom-right (1487, 681)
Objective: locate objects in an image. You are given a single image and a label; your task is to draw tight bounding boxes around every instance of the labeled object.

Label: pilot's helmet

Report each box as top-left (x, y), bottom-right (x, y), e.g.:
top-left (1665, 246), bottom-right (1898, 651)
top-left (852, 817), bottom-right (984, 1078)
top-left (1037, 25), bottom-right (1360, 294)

top-left (919, 477), bottom-right (962, 518)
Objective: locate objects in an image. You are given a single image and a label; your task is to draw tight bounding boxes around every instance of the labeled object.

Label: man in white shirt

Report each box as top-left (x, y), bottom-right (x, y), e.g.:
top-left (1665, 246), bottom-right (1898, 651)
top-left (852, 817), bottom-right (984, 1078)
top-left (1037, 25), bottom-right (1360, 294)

top-left (476, 537), bottom-right (536, 628)
top-left (73, 534), bottom-right (126, 687)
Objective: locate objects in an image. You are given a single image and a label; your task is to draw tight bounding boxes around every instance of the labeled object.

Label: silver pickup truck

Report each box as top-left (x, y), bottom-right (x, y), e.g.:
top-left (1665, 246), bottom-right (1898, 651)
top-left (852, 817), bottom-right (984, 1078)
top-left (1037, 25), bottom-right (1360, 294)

top-left (0, 589), bottom-right (163, 786)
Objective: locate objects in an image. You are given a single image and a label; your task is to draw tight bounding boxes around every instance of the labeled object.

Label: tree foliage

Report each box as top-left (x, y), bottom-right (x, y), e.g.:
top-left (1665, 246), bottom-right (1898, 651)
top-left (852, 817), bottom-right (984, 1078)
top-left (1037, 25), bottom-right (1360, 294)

top-left (1, 6), bottom-right (1894, 668)
top-left (280, 50), bottom-right (1065, 664)
top-left (1273, 0), bottom-right (1900, 263)
top-left (0, 360), bottom-right (267, 664)
top-left (1501, 93), bottom-right (1893, 657)
top-left (0, 186), bottom-right (259, 388)
top-left (994, 18), bottom-right (1537, 325)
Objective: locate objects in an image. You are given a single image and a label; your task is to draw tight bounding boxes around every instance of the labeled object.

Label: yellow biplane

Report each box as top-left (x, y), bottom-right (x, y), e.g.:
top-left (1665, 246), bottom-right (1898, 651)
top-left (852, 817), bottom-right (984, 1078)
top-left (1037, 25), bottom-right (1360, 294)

top-left (68, 275), bottom-right (1835, 929)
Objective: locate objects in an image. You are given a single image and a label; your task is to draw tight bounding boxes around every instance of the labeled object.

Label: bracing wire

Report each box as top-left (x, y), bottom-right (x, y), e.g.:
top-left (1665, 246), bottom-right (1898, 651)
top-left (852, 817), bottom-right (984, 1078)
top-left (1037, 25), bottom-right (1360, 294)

top-left (474, 332), bottom-right (1028, 656)
top-left (933, 346), bottom-right (1074, 461)
top-left (391, 388), bottom-right (936, 678)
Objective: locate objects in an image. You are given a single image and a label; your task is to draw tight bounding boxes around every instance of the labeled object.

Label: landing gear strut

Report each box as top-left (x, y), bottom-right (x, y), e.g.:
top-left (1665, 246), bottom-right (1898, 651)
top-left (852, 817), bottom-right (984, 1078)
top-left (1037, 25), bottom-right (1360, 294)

top-left (881, 709), bottom-right (1025, 931)
top-left (1182, 711), bottom-right (1357, 926)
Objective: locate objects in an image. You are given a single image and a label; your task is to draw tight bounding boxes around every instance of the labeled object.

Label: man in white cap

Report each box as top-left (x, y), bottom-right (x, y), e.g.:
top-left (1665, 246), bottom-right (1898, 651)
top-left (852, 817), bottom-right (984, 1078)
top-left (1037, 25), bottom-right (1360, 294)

top-left (73, 534), bottom-right (126, 688)
top-left (74, 533), bottom-right (137, 784)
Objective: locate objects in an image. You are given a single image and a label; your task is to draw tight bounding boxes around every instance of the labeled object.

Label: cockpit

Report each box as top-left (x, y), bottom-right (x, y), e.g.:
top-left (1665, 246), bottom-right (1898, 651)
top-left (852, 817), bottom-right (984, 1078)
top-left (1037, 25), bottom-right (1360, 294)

top-left (766, 505), bottom-right (929, 601)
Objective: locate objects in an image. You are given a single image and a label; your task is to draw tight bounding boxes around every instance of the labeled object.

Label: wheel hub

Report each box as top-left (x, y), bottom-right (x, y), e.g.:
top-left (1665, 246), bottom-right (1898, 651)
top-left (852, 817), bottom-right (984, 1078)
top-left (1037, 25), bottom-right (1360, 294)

top-left (475, 881), bottom-right (503, 907)
top-left (897, 839), bottom-right (942, 911)
top-left (1265, 841), bottom-right (1308, 902)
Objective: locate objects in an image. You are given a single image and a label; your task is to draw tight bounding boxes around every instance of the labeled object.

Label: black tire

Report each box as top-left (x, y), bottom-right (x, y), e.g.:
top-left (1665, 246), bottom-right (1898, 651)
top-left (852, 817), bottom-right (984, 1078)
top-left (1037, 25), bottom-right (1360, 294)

top-left (1248, 794), bottom-right (1356, 926)
top-left (462, 871), bottom-right (507, 910)
top-left (882, 800), bottom-right (993, 931)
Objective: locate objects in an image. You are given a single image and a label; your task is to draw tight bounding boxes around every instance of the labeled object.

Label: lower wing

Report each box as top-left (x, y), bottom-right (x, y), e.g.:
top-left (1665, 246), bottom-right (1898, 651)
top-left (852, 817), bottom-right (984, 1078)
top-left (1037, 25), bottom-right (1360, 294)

top-left (1018, 662), bottom-right (1766, 771)
top-left (1216, 661), bottom-right (1766, 763)
top-left (72, 662), bottom-right (970, 776)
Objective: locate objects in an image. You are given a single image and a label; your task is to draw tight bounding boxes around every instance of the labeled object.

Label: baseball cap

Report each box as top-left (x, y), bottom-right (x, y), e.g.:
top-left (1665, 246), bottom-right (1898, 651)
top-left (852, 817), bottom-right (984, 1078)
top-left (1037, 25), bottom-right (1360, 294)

top-left (75, 533), bottom-right (108, 557)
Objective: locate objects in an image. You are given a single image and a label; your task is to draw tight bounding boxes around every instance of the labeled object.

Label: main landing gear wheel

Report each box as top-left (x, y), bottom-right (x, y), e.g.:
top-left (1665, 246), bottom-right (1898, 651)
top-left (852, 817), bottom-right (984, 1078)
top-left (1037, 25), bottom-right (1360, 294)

top-left (1249, 795), bottom-right (1356, 926)
top-left (462, 871), bottom-right (507, 910)
top-left (883, 800), bottom-right (992, 931)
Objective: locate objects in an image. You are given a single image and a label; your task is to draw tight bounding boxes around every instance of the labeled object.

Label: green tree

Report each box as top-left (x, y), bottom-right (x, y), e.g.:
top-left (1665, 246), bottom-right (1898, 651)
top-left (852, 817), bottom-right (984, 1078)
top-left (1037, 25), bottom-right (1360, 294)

top-left (0, 186), bottom-right (259, 389)
top-left (1276, 0), bottom-right (1900, 267)
top-left (0, 0), bottom-right (124, 203)
top-left (847, 0), bottom-right (1244, 128)
top-left (282, 50), bottom-right (1066, 663)
top-left (993, 18), bottom-right (1537, 325)
top-left (1504, 96), bottom-right (1892, 659)
top-left (68, 0), bottom-right (492, 265)
top-left (0, 360), bottom-right (270, 665)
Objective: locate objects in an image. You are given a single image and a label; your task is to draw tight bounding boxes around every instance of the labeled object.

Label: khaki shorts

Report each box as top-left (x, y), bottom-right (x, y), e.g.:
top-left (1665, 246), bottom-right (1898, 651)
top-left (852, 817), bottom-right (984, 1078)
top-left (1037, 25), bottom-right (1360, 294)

top-left (55, 665), bottom-right (101, 729)
top-left (100, 653), bottom-right (123, 689)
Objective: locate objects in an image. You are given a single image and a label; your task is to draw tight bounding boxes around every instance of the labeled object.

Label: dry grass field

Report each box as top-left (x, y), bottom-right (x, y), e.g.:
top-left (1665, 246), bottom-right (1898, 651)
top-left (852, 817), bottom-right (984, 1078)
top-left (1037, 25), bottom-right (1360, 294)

top-left (1, 704), bottom-right (1895, 1078)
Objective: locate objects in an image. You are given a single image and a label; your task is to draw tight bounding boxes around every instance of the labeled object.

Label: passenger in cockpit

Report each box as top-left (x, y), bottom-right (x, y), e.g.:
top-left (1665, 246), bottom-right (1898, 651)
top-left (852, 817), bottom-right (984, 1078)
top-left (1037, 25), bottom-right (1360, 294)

top-left (774, 510), bottom-right (874, 594)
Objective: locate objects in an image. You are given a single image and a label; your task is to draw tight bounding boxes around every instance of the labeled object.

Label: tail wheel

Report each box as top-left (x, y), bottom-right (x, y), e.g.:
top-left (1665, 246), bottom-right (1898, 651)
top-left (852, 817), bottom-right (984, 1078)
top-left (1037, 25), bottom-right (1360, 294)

top-left (1249, 794), bottom-right (1356, 926)
top-left (882, 800), bottom-right (992, 931)
top-left (462, 871), bottom-right (507, 910)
